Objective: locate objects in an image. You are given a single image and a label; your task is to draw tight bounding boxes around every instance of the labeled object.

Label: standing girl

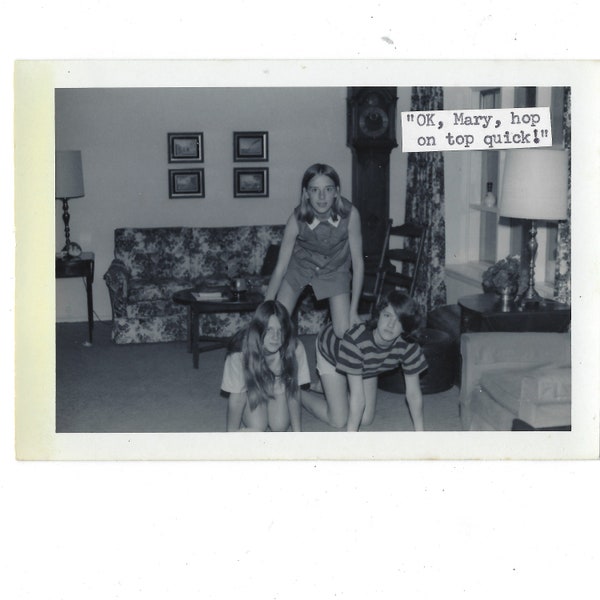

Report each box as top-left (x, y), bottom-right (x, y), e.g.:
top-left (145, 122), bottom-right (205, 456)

top-left (265, 163), bottom-right (364, 338)
top-left (221, 300), bottom-right (310, 432)
top-left (302, 291), bottom-right (428, 432)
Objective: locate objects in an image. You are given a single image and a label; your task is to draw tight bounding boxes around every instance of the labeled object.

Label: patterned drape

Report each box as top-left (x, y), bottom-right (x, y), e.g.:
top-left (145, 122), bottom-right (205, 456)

top-left (554, 87), bottom-right (571, 304)
top-left (404, 86), bottom-right (447, 315)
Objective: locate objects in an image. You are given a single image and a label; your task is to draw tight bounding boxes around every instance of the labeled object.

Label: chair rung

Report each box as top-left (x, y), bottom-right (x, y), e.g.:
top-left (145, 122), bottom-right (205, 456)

top-left (386, 273), bottom-right (413, 288)
top-left (390, 223), bottom-right (424, 237)
top-left (387, 248), bottom-right (417, 263)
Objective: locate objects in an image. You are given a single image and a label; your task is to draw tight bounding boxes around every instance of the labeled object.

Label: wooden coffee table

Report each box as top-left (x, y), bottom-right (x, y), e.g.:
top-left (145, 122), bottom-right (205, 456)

top-left (172, 288), bottom-right (264, 369)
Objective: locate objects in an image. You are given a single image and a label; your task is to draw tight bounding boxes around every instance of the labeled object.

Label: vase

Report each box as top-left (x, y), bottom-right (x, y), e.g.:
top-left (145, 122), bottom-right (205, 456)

top-left (482, 181), bottom-right (496, 208)
top-left (497, 285), bottom-right (518, 311)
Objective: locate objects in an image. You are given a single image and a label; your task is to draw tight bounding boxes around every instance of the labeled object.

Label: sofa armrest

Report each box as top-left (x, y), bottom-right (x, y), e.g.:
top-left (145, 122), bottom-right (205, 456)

top-left (103, 259), bottom-right (131, 319)
top-left (459, 332), bottom-right (571, 410)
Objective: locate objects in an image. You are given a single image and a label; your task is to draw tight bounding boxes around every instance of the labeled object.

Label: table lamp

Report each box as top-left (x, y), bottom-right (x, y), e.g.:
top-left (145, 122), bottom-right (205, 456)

top-left (56, 150), bottom-right (85, 258)
top-left (499, 148), bottom-right (568, 307)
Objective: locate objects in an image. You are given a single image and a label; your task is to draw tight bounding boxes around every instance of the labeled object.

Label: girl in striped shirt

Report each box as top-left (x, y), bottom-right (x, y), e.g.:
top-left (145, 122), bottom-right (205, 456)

top-left (302, 291), bottom-right (427, 431)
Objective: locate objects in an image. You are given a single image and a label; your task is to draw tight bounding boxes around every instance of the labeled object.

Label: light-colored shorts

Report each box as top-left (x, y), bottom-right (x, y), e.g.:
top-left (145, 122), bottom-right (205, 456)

top-left (315, 338), bottom-right (338, 377)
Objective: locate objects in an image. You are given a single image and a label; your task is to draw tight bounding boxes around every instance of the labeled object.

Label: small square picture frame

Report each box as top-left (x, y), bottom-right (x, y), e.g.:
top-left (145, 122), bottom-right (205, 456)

top-left (233, 168), bottom-right (269, 198)
top-left (168, 132), bottom-right (204, 163)
top-left (169, 169), bottom-right (205, 198)
top-left (233, 131), bottom-right (268, 162)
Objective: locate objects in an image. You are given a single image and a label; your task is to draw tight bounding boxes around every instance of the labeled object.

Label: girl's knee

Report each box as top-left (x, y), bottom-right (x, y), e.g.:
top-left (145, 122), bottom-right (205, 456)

top-left (330, 413), bottom-right (348, 429)
top-left (360, 411), bottom-right (375, 427)
top-left (268, 412), bottom-right (290, 431)
top-left (328, 402), bottom-right (349, 428)
top-left (332, 322), bottom-right (348, 339)
top-left (244, 407), bottom-right (268, 432)
top-left (269, 421), bottom-right (290, 432)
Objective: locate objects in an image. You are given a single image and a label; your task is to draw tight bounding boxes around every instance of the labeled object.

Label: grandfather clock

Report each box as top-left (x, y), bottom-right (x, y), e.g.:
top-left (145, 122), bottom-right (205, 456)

top-left (347, 87), bottom-right (398, 266)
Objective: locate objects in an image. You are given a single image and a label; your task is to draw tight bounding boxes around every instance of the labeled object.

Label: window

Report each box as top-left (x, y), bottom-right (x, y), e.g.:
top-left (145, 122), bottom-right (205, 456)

top-left (477, 88), bottom-right (500, 263)
top-left (445, 86), bottom-right (567, 301)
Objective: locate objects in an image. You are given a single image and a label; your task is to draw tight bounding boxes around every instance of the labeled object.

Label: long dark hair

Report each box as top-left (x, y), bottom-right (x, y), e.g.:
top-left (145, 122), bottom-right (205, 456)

top-left (295, 163), bottom-right (351, 223)
top-left (372, 290), bottom-right (421, 338)
top-left (235, 300), bottom-right (299, 410)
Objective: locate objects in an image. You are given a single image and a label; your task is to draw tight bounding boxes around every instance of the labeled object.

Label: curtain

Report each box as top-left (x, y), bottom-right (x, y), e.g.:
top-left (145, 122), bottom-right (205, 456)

top-left (554, 87), bottom-right (571, 304)
top-left (404, 86), bottom-right (447, 315)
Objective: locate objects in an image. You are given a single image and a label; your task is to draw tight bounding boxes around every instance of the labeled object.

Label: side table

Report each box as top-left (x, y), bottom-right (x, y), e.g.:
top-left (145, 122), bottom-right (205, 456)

top-left (56, 252), bottom-right (95, 344)
top-left (458, 293), bottom-right (571, 334)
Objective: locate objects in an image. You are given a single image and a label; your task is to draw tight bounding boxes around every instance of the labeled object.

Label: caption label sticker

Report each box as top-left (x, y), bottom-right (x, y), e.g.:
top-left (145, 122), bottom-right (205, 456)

top-left (401, 107), bottom-right (552, 152)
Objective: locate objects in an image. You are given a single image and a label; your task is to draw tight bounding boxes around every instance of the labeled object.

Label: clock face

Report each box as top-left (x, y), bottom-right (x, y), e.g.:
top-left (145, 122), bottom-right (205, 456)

top-left (358, 105), bottom-right (389, 138)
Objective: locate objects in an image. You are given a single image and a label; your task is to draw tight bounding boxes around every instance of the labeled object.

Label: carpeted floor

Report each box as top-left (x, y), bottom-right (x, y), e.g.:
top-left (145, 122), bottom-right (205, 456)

top-left (56, 321), bottom-right (462, 433)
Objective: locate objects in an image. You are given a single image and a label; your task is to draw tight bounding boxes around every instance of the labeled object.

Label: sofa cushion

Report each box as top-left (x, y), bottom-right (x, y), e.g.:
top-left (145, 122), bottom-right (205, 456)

top-left (126, 298), bottom-right (188, 319)
top-left (115, 227), bottom-right (192, 280)
top-left (130, 252), bottom-right (159, 280)
top-left (129, 251), bottom-right (191, 281)
top-left (521, 365), bottom-right (571, 403)
top-left (129, 279), bottom-right (194, 303)
top-left (480, 364), bottom-right (571, 416)
top-left (518, 399), bottom-right (571, 429)
top-left (190, 225), bottom-right (284, 280)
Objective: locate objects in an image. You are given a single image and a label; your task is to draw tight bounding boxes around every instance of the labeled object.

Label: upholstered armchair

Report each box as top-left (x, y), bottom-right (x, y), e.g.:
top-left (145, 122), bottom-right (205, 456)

top-left (459, 332), bottom-right (571, 431)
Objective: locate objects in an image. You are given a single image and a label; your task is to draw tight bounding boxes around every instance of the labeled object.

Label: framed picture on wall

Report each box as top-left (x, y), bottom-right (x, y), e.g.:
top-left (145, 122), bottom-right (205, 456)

top-left (233, 131), bottom-right (268, 162)
top-left (233, 168), bottom-right (269, 198)
top-left (169, 169), bottom-right (205, 198)
top-left (168, 132), bottom-right (204, 163)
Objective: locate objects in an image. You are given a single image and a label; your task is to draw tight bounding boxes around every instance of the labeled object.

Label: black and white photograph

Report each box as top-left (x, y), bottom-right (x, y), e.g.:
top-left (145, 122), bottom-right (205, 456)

top-left (11, 62), bottom-right (593, 462)
top-left (6, 6), bottom-right (600, 600)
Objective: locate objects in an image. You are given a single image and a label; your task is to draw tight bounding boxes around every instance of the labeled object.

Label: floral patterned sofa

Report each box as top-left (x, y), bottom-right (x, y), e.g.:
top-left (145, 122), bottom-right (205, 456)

top-left (103, 225), bottom-right (330, 344)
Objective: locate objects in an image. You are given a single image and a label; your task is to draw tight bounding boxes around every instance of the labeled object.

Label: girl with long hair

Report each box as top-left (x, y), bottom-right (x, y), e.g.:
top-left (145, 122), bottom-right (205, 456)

top-left (265, 163), bottom-right (364, 339)
top-left (221, 300), bottom-right (309, 431)
top-left (302, 291), bottom-right (428, 431)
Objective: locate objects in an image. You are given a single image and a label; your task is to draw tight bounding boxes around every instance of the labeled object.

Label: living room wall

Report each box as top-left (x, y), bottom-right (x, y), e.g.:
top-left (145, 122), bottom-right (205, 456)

top-left (55, 87), bottom-right (411, 323)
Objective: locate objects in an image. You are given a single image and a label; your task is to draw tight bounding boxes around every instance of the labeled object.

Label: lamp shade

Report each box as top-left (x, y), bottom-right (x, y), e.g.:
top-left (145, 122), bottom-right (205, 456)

top-left (499, 148), bottom-right (568, 221)
top-left (55, 150), bottom-right (84, 199)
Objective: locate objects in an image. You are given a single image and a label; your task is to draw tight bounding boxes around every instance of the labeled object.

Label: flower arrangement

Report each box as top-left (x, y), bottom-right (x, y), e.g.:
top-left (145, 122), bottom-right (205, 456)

top-left (482, 255), bottom-right (522, 294)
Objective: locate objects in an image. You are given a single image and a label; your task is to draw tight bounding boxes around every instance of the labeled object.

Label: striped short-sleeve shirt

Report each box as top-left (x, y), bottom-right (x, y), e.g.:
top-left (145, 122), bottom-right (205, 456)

top-left (317, 322), bottom-right (427, 379)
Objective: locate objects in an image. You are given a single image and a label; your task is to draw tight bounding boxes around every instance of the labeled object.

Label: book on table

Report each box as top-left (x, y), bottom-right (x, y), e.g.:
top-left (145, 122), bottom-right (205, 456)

top-left (191, 283), bottom-right (229, 301)
top-left (192, 291), bottom-right (223, 301)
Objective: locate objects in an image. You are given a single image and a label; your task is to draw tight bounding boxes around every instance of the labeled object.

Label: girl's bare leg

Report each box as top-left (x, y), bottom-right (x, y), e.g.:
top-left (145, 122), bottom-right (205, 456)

top-left (275, 279), bottom-right (303, 317)
top-left (302, 371), bottom-right (349, 429)
top-left (267, 392), bottom-right (291, 432)
top-left (359, 376), bottom-right (379, 427)
top-left (242, 402), bottom-right (268, 432)
top-left (328, 293), bottom-right (351, 338)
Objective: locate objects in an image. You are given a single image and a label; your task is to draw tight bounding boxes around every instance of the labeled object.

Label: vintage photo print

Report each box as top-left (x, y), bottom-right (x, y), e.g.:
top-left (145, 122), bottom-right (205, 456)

top-left (14, 60), bottom-right (600, 461)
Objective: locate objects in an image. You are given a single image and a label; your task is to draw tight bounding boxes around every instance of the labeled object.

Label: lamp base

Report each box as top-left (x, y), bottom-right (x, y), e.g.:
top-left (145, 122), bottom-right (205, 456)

top-left (61, 241), bottom-right (82, 259)
top-left (517, 287), bottom-right (546, 309)
top-left (517, 219), bottom-right (545, 309)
